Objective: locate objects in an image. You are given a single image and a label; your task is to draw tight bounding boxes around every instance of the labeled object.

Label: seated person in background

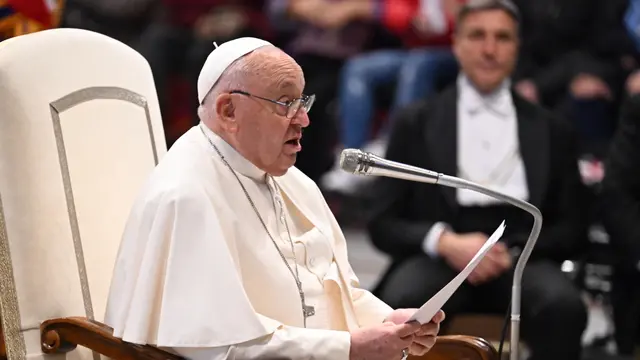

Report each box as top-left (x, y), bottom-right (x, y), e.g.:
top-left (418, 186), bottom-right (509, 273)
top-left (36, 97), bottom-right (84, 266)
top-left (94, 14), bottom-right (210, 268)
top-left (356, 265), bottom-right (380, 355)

top-left (621, 0), bottom-right (640, 99)
top-left (59, 0), bottom-right (158, 47)
top-left (367, 1), bottom-right (588, 360)
top-left (322, 0), bottom-right (463, 194)
top-left (601, 94), bottom-right (640, 358)
top-left (266, 0), bottom-right (381, 184)
top-left (512, 0), bottom-right (634, 156)
top-left (338, 0), bottom-right (463, 152)
top-left (339, 0), bottom-right (460, 152)
top-left (137, 0), bottom-right (271, 138)
top-left (104, 37), bottom-right (443, 360)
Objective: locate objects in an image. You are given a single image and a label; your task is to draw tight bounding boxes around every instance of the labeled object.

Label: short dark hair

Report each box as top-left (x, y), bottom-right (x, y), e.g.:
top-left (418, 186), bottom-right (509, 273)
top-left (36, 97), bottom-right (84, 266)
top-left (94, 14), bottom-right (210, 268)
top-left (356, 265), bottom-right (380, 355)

top-left (456, 0), bottom-right (521, 28)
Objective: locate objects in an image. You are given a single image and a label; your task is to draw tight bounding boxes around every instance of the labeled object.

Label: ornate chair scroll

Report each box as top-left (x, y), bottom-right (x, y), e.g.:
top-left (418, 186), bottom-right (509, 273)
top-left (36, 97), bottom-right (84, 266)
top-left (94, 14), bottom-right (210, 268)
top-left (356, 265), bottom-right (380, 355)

top-left (0, 28), bottom-right (498, 360)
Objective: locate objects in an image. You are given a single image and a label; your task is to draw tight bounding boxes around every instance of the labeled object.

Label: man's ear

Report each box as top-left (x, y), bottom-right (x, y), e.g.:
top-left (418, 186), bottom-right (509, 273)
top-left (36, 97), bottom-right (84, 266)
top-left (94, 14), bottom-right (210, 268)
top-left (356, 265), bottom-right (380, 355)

top-left (215, 93), bottom-right (238, 132)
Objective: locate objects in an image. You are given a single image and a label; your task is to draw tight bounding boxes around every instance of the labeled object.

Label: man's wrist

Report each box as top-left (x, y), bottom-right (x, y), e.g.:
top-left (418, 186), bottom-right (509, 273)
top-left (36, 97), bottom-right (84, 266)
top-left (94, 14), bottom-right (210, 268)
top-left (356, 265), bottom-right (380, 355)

top-left (423, 222), bottom-right (450, 257)
top-left (437, 230), bottom-right (456, 258)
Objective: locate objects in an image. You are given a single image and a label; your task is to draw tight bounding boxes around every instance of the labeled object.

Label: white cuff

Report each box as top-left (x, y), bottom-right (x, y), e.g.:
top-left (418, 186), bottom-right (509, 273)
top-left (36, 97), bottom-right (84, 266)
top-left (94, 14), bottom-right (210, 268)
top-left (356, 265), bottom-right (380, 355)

top-left (422, 222), bottom-right (450, 257)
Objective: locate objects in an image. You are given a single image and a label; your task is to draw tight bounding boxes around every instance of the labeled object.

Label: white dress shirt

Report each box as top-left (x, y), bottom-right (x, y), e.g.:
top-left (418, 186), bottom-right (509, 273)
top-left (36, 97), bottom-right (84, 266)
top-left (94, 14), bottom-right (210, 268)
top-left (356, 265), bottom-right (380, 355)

top-left (422, 75), bottom-right (529, 256)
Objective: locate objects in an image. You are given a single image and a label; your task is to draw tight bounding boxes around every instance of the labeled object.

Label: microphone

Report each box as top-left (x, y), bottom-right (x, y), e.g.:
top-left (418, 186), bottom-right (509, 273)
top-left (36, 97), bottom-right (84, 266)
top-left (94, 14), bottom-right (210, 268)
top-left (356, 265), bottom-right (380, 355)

top-left (340, 149), bottom-right (542, 360)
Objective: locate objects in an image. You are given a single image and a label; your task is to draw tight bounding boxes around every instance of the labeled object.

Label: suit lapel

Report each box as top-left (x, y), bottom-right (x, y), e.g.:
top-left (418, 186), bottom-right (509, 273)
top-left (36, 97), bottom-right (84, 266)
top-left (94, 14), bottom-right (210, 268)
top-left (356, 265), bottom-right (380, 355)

top-left (426, 86), bottom-right (458, 209)
top-left (514, 94), bottom-right (548, 207)
top-left (426, 88), bottom-right (549, 208)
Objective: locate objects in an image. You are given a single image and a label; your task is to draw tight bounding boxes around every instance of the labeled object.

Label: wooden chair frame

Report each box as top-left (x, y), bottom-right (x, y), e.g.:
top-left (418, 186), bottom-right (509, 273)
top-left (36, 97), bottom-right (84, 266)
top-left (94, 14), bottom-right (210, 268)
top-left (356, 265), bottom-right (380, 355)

top-left (0, 315), bottom-right (498, 360)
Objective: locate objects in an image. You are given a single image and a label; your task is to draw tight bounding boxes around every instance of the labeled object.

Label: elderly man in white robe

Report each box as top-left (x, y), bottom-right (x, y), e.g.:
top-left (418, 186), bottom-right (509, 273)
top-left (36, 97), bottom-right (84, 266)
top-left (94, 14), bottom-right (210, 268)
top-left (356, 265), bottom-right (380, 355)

top-left (104, 37), bottom-right (444, 360)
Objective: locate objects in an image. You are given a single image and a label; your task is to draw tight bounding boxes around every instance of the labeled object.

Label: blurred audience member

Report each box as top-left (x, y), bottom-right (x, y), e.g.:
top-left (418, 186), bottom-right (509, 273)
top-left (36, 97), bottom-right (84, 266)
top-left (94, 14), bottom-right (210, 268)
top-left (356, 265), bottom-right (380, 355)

top-left (322, 0), bottom-right (463, 194)
top-left (60, 0), bottom-right (158, 46)
top-left (338, 0), bottom-right (462, 152)
top-left (601, 94), bottom-right (640, 357)
top-left (624, 0), bottom-right (640, 97)
top-left (367, 1), bottom-right (588, 359)
top-left (139, 0), bottom-right (270, 142)
top-left (1, 0), bottom-right (62, 39)
top-left (512, 0), bottom-right (634, 156)
top-left (267, 0), bottom-right (379, 183)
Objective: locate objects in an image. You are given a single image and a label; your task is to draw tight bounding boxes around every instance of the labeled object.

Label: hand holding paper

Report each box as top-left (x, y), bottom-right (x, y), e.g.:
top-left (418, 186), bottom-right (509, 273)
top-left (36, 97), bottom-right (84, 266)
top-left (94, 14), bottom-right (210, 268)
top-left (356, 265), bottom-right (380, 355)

top-left (407, 221), bottom-right (506, 324)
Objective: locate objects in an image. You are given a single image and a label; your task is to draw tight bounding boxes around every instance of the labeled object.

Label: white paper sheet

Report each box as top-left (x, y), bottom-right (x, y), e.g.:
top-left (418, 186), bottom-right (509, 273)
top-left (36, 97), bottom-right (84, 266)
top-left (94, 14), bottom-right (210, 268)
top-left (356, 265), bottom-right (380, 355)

top-left (406, 221), bottom-right (507, 324)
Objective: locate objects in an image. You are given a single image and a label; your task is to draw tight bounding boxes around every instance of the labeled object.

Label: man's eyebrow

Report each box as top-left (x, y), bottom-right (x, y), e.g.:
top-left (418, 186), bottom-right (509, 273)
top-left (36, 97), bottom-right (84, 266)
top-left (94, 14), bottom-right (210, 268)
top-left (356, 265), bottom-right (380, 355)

top-left (278, 80), bottom-right (297, 91)
top-left (274, 82), bottom-right (305, 98)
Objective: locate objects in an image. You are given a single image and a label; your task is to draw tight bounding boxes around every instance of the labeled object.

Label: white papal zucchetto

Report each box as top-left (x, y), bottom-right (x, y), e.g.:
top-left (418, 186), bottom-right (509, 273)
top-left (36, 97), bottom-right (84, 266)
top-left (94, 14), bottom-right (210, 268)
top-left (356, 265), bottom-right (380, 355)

top-left (197, 37), bottom-right (273, 104)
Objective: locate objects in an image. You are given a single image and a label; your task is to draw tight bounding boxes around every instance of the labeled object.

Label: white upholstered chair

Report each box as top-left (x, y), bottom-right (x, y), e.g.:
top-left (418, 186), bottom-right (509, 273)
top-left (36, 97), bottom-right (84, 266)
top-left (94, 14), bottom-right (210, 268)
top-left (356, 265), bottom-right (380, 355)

top-left (0, 28), bottom-right (497, 360)
top-left (0, 28), bottom-right (175, 360)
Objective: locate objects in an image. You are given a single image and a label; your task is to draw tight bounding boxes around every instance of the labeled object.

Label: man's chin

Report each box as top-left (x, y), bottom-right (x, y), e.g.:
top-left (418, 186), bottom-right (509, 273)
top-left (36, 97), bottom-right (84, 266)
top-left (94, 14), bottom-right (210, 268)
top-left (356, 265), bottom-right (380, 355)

top-left (281, 151), bottom-right (299, 162)
top-left (474, 74), bottom-right (506, 92)
top-left (268, 167), bottom-right (291, 177)
top-left (268, 156), bottom-right (297, 177)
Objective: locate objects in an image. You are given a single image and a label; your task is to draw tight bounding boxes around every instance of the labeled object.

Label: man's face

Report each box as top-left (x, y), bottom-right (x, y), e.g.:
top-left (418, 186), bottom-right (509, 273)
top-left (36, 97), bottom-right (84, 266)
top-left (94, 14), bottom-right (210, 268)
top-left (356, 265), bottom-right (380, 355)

top-left (230, 50), bottom-right (310, 176)
top-left (453, 9), bottom-right (519, 93)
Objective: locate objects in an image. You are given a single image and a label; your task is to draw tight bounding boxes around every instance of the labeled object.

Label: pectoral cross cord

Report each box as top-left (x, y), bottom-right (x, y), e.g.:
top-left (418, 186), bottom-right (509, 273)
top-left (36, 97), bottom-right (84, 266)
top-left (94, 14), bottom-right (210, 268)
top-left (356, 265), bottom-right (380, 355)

top-left (200, 124), bottom-right (314, 327)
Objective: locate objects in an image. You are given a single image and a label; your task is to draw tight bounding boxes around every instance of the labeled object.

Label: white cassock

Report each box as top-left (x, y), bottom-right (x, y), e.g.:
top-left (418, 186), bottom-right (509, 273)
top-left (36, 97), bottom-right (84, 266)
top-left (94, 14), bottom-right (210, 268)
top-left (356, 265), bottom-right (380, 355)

top-left (104, 124), bottom-right (394, 359)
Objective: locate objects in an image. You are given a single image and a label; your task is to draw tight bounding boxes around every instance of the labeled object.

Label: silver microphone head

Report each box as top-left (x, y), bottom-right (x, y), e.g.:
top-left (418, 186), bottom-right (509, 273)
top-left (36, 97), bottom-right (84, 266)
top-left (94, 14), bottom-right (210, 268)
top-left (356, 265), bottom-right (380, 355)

top-left (340, 148), bottom-right (442, 184)
top-left (339, 148), bottom-right (362, 173)
top-left (339, 148), bottom-right (374, 174)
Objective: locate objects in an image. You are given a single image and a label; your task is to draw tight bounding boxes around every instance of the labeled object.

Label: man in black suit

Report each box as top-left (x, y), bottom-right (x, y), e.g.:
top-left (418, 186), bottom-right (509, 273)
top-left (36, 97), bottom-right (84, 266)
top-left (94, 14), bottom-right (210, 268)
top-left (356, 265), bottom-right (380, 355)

top-left (601, 94), bottom-right (640, 357)
top-left (367, 1), bottom-right (588, 359)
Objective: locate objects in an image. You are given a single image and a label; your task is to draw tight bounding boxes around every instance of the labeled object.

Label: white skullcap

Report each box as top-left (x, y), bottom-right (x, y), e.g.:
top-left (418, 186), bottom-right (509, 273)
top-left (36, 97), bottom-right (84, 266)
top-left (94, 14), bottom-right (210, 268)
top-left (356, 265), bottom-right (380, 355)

top-left (197, 37), bottom-right (273, 104)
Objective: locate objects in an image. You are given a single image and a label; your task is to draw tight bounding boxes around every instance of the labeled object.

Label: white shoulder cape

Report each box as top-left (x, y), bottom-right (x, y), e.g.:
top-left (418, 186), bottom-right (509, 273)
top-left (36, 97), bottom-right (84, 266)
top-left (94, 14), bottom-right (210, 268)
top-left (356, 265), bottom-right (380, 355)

top-left (103, 127), bottom-right (390, 348)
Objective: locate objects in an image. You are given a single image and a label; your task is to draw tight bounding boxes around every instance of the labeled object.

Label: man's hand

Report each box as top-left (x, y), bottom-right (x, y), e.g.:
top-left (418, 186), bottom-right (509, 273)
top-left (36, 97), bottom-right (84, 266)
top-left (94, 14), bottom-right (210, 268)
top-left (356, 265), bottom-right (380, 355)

top-left (438, 231), bottom-right (511, 285)
top-left (193, 7), bottom-right (247, 39)
top-left (412, 14), bottom-right (444, 37)
top-left (626, 70), bottom-right (640, 95)
top-left (384, 309), bottom-right (445, 356)
top-left (289, 0), bottom-right (360, 29)
top-left (515, 80), bottom-right (539, 104)
top-left (570, 73), bottom-right (612, 100)
top-left (349, 322), bottom-right (420, 360)
top-left (290, 0), bottom-right (375, 29)
top-left (288, 0), bottom-right (326, 24)
top-left (471, 242), bottom-right (512, 285)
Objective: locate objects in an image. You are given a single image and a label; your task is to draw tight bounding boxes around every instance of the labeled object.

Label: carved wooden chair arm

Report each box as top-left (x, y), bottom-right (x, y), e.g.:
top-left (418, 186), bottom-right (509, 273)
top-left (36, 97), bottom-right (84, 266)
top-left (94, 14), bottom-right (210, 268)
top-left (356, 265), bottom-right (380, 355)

top-left (414, 335), bottom-right (498, 360)
top-left (39, 317), bottom-right (497, 360)
top-left (40, 317), bottom-right (182, 360)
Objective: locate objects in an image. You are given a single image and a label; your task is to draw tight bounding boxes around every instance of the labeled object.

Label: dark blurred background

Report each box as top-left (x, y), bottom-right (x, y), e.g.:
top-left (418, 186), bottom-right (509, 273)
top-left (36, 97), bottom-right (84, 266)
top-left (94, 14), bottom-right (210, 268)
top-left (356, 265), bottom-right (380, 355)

top-left (3, 0), bottom-right (640, 358)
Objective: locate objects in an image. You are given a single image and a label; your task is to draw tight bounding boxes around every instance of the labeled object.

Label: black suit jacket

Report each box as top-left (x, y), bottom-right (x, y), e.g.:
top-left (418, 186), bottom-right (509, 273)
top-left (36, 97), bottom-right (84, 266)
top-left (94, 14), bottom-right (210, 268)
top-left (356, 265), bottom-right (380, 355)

top-left (367, 85), bottom-right (588, 264)
top-left (602, 95), bottom-right (640, 273)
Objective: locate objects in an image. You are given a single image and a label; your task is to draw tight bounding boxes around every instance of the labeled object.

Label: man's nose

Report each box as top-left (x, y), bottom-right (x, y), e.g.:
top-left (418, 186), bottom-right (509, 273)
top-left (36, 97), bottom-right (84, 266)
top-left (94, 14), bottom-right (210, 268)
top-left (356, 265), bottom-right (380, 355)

top-left (292, 109), bottom-right (310, 128)
top-left (482, 38), bottom-right (498, 56)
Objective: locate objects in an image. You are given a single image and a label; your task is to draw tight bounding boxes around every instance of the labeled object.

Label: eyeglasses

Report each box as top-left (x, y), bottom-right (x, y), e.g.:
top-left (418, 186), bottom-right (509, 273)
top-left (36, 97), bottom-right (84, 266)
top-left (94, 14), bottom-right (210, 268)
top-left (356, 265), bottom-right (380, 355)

top-left (230, 90), bottom-right (315, 119)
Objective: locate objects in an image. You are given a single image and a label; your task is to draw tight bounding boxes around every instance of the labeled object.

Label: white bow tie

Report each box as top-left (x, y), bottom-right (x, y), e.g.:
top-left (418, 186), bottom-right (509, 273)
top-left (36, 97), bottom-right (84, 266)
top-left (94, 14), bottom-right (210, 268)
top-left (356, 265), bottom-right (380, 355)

top-left (463, 90), bottom-right (512, 118)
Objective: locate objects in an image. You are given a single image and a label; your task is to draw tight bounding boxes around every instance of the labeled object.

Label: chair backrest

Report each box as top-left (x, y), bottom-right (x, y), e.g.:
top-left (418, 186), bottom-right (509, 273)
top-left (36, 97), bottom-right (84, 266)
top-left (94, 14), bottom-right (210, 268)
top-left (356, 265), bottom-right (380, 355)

top-left (0, 28), bottom-right (166, 359)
